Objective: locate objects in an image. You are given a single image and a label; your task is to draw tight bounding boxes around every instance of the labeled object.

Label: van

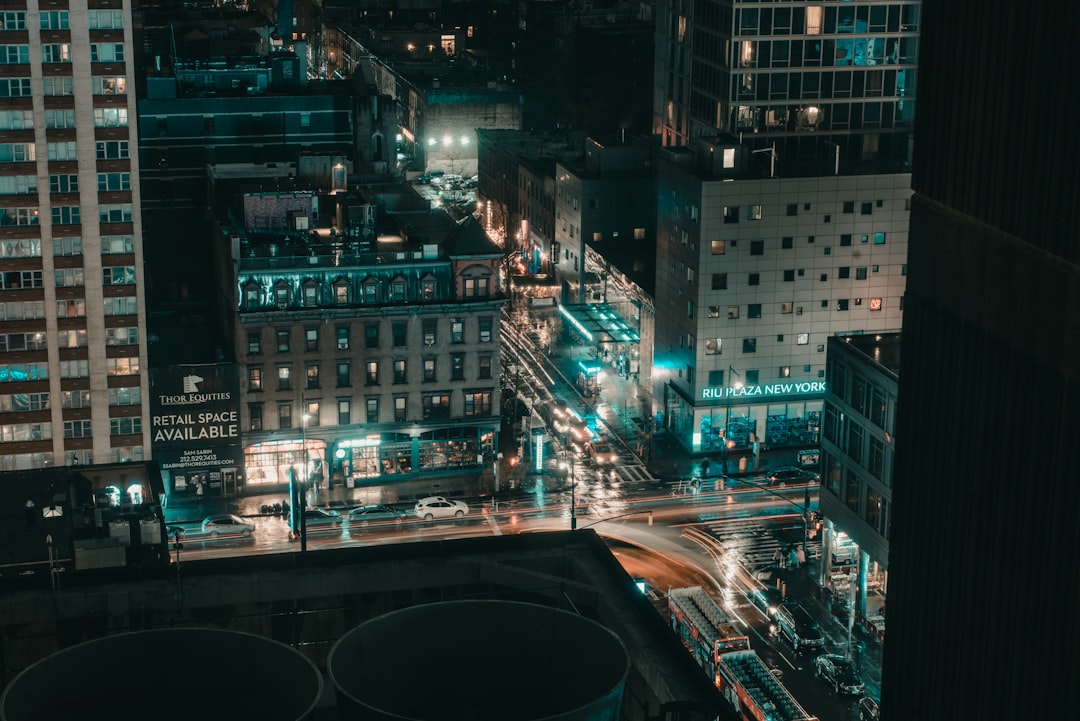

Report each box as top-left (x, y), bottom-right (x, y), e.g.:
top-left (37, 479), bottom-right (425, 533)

top-left (776, 603), bottom-right (824, 652)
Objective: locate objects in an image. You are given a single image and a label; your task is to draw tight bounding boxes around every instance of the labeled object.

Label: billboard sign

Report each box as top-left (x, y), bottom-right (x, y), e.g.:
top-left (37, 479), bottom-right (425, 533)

top-left (149, 364), bottom-right (242, 495)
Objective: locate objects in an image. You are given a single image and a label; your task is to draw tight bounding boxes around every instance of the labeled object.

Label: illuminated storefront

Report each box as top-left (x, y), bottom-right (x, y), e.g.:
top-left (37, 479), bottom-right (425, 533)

top-left (244, 438), bottom-right (328, 488)
top-left (334, 428), bottom-right (494, 488)
top-left (665, 380), bottom-right (825, 454)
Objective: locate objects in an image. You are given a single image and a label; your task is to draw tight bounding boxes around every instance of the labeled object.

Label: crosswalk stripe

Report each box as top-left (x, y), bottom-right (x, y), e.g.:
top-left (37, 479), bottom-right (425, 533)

top-left (616, 464), bottom-right (655, 483)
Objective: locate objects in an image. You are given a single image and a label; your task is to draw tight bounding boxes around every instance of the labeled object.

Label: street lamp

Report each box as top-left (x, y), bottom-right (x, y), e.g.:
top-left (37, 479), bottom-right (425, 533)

top-left (724, 366), bottom-right (742, 474)
top-left (297, 394), bottom-right (312, 553)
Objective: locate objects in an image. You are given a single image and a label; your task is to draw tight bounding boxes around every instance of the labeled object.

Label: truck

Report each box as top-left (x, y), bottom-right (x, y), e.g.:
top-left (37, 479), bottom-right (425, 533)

top-left (668, 587), bottom-right (817, 721)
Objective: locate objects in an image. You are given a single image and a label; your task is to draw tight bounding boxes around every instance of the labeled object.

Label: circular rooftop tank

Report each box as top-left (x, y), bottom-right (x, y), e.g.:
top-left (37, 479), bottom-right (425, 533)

top-left (0, 628), bottom-right (322, 721)
top-left (328, 600), bottom-right (629, 721)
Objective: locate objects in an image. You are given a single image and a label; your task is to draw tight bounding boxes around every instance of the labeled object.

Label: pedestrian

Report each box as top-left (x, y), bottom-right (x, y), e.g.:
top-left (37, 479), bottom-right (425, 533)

top-left (280, 498), bottom-right (290, 521)
top-left (795, 546), bottom-right (807, 568)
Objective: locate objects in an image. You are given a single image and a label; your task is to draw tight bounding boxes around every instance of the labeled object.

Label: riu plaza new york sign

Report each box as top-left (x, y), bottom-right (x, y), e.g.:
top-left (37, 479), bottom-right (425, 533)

top-left (701, 380), bottom-right (826, 401)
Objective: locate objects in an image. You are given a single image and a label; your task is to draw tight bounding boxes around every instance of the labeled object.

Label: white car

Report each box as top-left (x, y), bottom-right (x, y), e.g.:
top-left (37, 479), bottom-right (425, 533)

top-left (414, 496), bottom-right (469, 520)
top-left (201, 514), bottom-right (255, 538)
top-left (588, 442), bottom-right (618, 465)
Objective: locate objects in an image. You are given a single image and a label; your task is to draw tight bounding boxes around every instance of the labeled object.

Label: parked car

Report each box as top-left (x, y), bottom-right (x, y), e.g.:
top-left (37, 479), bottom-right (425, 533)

top-left (746, 584), bottom-right (785, 619)
top-left (416, 170), bottom-right (444, 184)
top-left (414, 496), bottom-right (469, 520)
top-left (293, 507), bottom-right (342, 531)
top-left (588, 442), bottom-right (618, 465)
top-left (766, 466), bottom-right (820, 485)
top-left (347, 505), bottom-right (404, 529)
top-left (858, 696), bottom-right (880, 721)
top-left (814, 654), bottom-right (866, 695)
top-left (201, 514), bottom-right (255, 538)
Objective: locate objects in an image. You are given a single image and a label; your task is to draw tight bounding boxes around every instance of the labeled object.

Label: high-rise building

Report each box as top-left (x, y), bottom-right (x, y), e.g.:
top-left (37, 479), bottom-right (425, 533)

top-left (883, 3), bottom-right (1080, 719)
top-left (653, 0), bottom-right (920, 173)
top-left (0, 1), bottom-right (149, 469)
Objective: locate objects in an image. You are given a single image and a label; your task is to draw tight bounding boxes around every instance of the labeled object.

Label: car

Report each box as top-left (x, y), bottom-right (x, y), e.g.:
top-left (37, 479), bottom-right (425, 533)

top-left (567, 419), bottom-right (593, 454)
top-left (347, 504), bottom-right (404, 529)
top-left (858, 696), bottom-right (880, 721)
top-left (414, 496), bottom-right (469, 520)
top-left (776, 602), bottom-right (825, 651)
top-left (752, 564), bottom-right (785, 584)
top-left (588, 442), bottom-right (618, 465)
top-left (746, 584), bottom-right (785, 619)
top-left (201, 514), bottom-right (255, 538)
top-left (814, 654), bottom-right (866, 695)
top-left (293, 507), bottom-right (342, 530)
top-left (416, 170), bottom-right (444, 184)
top-left (766, 466), bottom-right (820, 485)
top-left (166, 525), bottom-right (187, 540)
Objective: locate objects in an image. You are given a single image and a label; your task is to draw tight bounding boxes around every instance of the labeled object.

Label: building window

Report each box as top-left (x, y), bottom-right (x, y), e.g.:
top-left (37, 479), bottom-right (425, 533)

top-left (277, 365), bottom-right (292, 390)
top-left (366, 398), bottom-right (379, 423)
top-left (723, 207), bottom-right (739, 223)
top-left (728, 306), bottom-right (739, 319)
top-left (365, 361), bottom-right (379, 385)
top-left (782, 236), bottom-right (793, 249)
top-left (363, 281), bottom-right (377, 303)
top-left (248, 367), bottom-right (263, 391)
top-left (841, 234), bottom-right (852, 246)
top-left (336, 326), bottom-right (350, 350)
top-left (711, 273), bottom-right (727, 290)
top-left (423, 358), bottom-right (436, 382)
top-left (249, 403), bottom-right (263, 431)
top-left (306, 364), bottom-right (320, 389)
top-left (861, 202), bottom-right (873, 215)
top-left (781, 302), bottom-right (793, 314)
top-left (478, 354), bottom-right (492, 379)
top-left (278, 403), bottom-right (292, 429)
top-left (423, 394), bottom-right (451, 420)
top-left (750, 240), bottom-right (764, 255)
top-left (334, 280), bottom-right (349, 305)
top-left (391, 278), bottom-right (406, 302)
top-left (394, 396), bottom-right (407, 422)
top-left (247, 332), bottom-right (262, 355)
top-left (393, 322), bottom-right (407, 347)
top-left (337, 361), bottom-right (350, 387)
top-left (705, 338), bottom-right (721, 355)
top-left (451, 354), bottom-right (465, 380)
top-left (748, 273), bottom-right (760, 286)
top-left (786, 204), bottom-right (798, 216)
top-left (276, 329), bottom-right (289, 352)
top-left (479, 318), bottom-right (492, 343)
top-left (365, 323), bottom-right (380, 349)
top-left (394, 359), bottom-right (407, 383)
top-left (337, 399), bottom-right (351, 425)
top-left (742, 338), bottom-right (757, 353)
top-left (748, 304), bottom-right (762, 318)
top-left (710, 240), bottom-right (726, 255)
top-left (839, 267), bottom-right (850, 279)
top-left (451, 320), bottom-right (464, 343)
top-left (304, 401), bottom-right (320, 427)
top-left (464, 392), bottom-right (492, 417)
top-left (708, 306), bottom-right (720, 318)
top-left (423, 320), bottom-right (437, 346)
top-left (869, 298), bottom-right (883, 311)
top-left (305, 328), bottom-right (319, 351)
top-left (302, 283), bottom-right (317, 307)
top-left (874, 232), bottom-right (886, 244)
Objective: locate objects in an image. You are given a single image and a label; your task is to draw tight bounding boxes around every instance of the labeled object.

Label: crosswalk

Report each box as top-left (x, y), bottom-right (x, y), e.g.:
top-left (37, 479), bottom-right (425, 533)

top-left (699, 517), bottom-right (822, 572)
top-left (615, 463), bottom-right (655, 483)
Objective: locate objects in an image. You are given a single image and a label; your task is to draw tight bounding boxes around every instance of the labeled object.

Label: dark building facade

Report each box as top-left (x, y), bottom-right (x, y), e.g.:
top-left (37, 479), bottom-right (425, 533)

top-left (883, 3), bottom-right (1080, 720)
